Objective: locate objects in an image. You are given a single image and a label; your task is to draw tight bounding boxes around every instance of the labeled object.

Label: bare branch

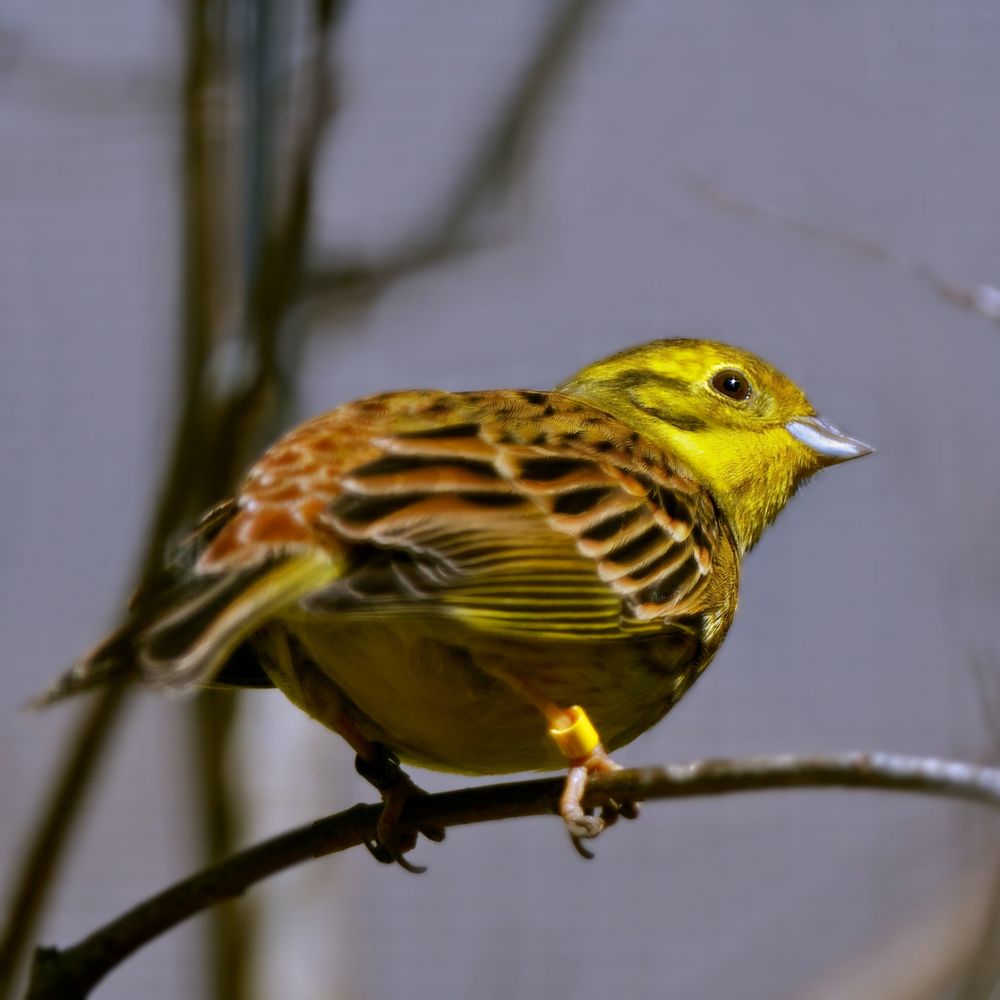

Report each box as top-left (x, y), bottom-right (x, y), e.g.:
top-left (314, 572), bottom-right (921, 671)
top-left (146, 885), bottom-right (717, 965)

top-left (0, 0), bottom-right (225, 987)
top-left (25, 751), bottom-right (1000, 999)
top-left (187, 4), bottom-right (346, 997)
top-left (300, 0), bottom-right (604, 312)
top-left (681, 168), bottom-right (1000, 325)
top-left (0, 687), bottom-right (130, 996)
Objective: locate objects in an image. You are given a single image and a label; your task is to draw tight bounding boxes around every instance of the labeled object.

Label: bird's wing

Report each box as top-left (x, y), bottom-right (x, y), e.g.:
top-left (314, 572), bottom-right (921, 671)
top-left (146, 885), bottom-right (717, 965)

top-left (41, 389), bottom-right (726, 703)
top-left (271, 390), bottom-right (725, 641)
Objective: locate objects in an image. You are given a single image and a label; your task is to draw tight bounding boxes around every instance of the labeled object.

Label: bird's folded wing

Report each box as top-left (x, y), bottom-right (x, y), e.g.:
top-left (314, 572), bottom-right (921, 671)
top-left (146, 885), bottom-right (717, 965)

top-left (304, 392), bottom-right (721, 641)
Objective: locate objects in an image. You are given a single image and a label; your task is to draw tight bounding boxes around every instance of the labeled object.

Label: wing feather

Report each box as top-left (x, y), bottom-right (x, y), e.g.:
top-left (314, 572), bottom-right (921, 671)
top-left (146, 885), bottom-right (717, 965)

top-left (302, 390), bottom-right (724, 639)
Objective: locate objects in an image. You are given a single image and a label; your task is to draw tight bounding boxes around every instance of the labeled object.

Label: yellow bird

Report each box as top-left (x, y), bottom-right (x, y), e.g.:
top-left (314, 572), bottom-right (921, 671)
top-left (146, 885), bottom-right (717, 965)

top-left (47, 339), bottom-right (871, 865)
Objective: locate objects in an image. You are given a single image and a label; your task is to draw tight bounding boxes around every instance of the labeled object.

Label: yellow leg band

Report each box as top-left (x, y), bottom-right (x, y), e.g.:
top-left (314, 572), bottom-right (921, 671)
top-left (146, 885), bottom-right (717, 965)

top-left (548, 705), bottom-right (599, 760)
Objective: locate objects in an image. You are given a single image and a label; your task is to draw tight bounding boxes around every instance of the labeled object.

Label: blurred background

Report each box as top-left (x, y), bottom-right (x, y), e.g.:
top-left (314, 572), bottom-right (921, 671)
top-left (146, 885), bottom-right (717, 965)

top-left (3, 2), bottom-right (1000, 997)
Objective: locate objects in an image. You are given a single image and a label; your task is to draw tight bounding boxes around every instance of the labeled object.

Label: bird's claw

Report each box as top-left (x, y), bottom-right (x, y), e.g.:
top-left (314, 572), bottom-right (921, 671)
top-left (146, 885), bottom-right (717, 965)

top-left (564, 810), bottom-right (604, 860)
top-left (559, 746), bottom-right (639, 860)
top-left (355, 743), bottom-right (445, 873)
top-left (363, 836), bottom-right (426, 874)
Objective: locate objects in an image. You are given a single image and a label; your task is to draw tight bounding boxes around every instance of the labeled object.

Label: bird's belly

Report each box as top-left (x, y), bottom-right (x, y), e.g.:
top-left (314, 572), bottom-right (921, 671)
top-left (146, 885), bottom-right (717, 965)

top-left (279, 617), bottom-right (701, 775)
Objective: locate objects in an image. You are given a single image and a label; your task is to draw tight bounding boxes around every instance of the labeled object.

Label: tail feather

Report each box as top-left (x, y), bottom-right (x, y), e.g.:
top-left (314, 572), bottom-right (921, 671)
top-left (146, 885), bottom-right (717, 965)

top-left (35, 552), bottom-right (340, 707)
top-left (32, 624), bottom-right (140, 708)
top-left (141, 552), bottom-right (338, 691)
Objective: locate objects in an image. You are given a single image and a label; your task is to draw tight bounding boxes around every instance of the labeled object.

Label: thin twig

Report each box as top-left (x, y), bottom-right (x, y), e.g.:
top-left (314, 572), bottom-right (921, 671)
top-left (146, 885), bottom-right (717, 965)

top-left (24, 751), bottom-right (1000, 999)
top-left (681, 168), bottom-right (1000, 325)
top-left (0, 687), bottom-right (129, 994)
top-left (300, 0), bottom-right (604, 311)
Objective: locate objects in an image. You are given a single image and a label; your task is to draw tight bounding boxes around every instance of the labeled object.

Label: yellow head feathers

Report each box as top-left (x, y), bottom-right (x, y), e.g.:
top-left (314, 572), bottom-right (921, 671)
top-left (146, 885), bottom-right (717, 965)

top-left (559, 339), bottom-right (871, 552)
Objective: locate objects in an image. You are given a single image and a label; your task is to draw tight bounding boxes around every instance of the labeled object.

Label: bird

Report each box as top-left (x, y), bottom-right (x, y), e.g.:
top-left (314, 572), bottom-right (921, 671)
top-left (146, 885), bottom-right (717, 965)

top-left (43, 338), bottom-right (871, 867)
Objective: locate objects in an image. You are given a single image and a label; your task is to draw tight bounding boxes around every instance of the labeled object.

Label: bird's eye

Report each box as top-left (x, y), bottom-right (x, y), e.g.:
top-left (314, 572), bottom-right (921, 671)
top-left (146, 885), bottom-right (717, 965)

top-left (711, 369), bottom-right (752, 402)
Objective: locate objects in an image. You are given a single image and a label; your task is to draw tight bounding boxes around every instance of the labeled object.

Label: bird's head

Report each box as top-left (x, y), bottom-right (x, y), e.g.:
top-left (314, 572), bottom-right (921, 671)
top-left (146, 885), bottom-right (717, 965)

top-left (558, 339), bottom-right (872, 553)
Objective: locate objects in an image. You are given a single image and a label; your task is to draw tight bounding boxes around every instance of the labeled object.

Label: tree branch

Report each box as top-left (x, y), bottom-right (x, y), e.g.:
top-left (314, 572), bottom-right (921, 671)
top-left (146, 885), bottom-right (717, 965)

top-left (24, 751), bottom-right (1000, 999)
top-left (300, 0), bottom-right (604, 311)
top-left (0, 1), bottom-right (222, 988)
top-left (0, 687), bottom-right (130, 996)
top-left (680, 167), bottom-right (1000, 325)
top-left (188, 4), bottom-right (345, 997)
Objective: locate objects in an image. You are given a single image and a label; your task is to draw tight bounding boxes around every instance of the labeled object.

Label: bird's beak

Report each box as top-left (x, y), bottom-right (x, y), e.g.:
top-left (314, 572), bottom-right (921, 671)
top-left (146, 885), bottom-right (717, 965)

top-left (786, 416), bottom-right (874, 465)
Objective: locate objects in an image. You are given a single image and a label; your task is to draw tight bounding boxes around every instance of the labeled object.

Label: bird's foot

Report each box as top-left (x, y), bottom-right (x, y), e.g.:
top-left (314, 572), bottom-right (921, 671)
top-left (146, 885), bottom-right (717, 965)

top-left (549, 708), bottom-right (639, 859)
top-left (355, 743), bottom-right (445, 873)
top-left (560, 745), bottom-right (640, 859)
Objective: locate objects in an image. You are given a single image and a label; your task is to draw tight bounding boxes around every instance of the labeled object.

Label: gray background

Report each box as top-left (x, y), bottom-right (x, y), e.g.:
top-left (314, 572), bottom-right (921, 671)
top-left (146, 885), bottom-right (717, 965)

top-left (3, 2), bottom-right (1000, 998)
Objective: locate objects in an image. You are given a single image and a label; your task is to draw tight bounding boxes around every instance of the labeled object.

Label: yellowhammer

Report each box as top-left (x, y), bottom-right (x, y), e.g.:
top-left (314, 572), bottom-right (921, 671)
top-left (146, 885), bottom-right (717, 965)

top-left (47, 339), bottom-right (871, 865)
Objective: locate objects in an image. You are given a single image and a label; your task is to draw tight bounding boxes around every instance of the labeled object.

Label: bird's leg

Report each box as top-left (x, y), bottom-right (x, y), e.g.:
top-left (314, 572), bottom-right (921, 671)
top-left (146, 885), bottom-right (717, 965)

top-left (494, 675), bottom-right (639, 859)
top-left (260, 632), bottom-right (444, 873)
top-left (333, 712), bottom-right (445, 874)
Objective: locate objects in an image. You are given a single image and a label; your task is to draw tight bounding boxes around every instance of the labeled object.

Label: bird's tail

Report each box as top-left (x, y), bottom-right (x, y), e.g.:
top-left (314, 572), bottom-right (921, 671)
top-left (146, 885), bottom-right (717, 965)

top-left (33, 551), bottom-right (339, 708)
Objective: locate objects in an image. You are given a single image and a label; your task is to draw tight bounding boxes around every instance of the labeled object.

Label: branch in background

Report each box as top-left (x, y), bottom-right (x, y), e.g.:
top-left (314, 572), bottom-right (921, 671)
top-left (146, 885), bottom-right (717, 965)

top-left (681, 168), bottom-right (1000, 325)
top-left (24, 751), bottom-right (1000, 999)
top-left (185, 1), bottom-right (244, 995)
top-left (0, 0), bottom-right (222, 990)
top-left (205, 0), bottom-right (347, 477)
top-left (300, 0), bottom-right (604, 312)
top-left (0, 1), bottom-right (345, 991)
top-left (681, 117), bottom-right (1000, 1000)
top-left (2, 2), bottom-right (606, 992)
top-left (190, 3), bottom-right (345, 997)
top-left (0, 688), bottom-right (130, 996)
